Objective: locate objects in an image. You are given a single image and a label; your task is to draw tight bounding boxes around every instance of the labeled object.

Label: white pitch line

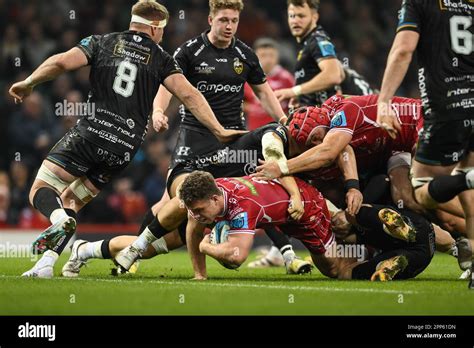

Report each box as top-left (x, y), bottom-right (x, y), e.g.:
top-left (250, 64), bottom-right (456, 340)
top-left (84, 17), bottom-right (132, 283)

top-left (0, 275), bottom-right (417, 294)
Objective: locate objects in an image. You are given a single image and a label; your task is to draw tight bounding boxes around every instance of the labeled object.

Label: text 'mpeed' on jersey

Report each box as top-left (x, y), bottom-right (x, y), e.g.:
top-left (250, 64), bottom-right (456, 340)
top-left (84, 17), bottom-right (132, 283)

top-left (294, 25), bottom-right (339, 106)
top-left (397, 0), bottom-right (473, 120)
top-left (75, 31), bottom-right (182, 155)
top-left (173, 30), bottom-right (266, 132)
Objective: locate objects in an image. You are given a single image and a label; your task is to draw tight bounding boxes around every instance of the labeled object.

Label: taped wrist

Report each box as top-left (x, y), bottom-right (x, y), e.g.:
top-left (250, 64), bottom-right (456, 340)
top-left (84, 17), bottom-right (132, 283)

top-left (261, 132), bottom-right (290, 175)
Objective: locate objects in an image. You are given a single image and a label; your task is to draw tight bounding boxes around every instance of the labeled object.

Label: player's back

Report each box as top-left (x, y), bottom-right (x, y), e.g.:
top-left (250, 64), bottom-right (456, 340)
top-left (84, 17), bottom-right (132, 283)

top-left (76, 30), bottom-right (181, 154)
top-left (398, 0), bottom-right (473, 119)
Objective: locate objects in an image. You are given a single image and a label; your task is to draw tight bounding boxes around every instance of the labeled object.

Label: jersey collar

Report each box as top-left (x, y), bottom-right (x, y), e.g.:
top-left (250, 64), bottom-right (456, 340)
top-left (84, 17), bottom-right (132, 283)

top-left (217, 187), bottom-right (228, 217)
top-left (202, 29), bottom-right (236, 49)
top-left (302, 26), bottom-right (318, 44)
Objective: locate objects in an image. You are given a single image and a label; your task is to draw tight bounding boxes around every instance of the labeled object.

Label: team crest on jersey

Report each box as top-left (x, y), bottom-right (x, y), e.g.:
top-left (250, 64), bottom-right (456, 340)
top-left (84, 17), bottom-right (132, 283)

top-left (233, 58), bottom-right (244, 74)
top-left (230, 212), bottom-right (249, 229)
top-left (330, 111), bottom-right (347, 128)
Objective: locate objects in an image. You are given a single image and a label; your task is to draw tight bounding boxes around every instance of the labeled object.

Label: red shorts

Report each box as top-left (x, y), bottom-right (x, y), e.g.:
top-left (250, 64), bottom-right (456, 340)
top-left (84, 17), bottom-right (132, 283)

top-left (279, 180), bottom-right (335, 255)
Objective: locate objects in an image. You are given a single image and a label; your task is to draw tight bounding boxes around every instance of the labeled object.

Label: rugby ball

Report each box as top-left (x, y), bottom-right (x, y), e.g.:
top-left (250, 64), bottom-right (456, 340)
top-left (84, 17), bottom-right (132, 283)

top-left (209, 221), bottom-right (239, 270)
top-left (210, 221), bottom-right (231, 244)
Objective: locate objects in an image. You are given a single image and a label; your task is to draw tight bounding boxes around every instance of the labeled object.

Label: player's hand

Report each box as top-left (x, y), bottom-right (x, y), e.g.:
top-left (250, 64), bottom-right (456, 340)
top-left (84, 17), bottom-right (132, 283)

top-left (345, 188), bottom-right (363, 216)
top-left (288, 195), bottom-right (304, 221)
top-left (288, 98), bottom-right (300, 112)
top-left (199, 234), bottom-right (212, 253)
top-left (215, 129), bottom-right (248, 144)
top-left (9, 80), bottom-right (34, 104)
top-left (152, 111), bottom-right (169, 133)
top-left (377, 101), bottom-right (401, 139)
top-left (252, 159), bottom-right (282, 180)
top-left (275, 88), bottom-right (295, 102)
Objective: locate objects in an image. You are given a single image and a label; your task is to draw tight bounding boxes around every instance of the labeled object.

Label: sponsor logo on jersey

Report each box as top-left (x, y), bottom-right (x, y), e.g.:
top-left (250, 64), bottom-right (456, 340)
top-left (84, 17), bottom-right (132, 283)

top-left (229, 212), bottom-right (249, 229)
top-left (447, 88), bottom-right (472, 97)
top-left (133, 35), bottom-right (142, 43)
top-left (233, 58), bottom-right (244, 74)
top-left (235, 46), bottom-right (247, 60)
top-left (126, 119), bottom-right (135, 129)
top-left (330, 111), bottom-right (347, 128)
top-left (318, 40), bottom-right (336, 57)
top-left (295, 68), bottom-right (305, 80)
top-left (177, 146), bottom-right (191, 156)
top-left (80, 36), bottom-right (92, 47)
top-left (113, 44), bottom-right (150, 64)
top-left (440, 0), bottom-right (474, 11)
top-left (197, 81), bottom-right (243, 94)
top-left (216, 58), bottom-right (228, 63)
top-left (195, 61), bottom-right (215, 74)
top-left (233, 177), bottom-right (258, 196)
top-left (194, 44), bottom-right (205, 57)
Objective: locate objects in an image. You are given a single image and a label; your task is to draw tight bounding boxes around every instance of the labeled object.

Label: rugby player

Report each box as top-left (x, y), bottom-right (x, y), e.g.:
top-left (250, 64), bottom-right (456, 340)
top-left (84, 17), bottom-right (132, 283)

top-left (274, 0), bottom-right (374, 107)
top-left (9, 0), bottom-right (242, 278)
top-left (376, 0), bottom-right (474, 287)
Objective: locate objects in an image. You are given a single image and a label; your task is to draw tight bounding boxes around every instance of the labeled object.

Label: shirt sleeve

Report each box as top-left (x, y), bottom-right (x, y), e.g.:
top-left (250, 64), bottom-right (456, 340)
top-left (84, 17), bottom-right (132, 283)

top-left (308, 35), bottom-right (337, 63)
top-left (172, 44), bottom-right (189, 75)
top-left (227, 200), bottom-right (260, 235)
top-left (327, 102), bottom-right (362, 136)
top-left (397, 0), bottom-right (421, 33)
top-left (158, 47), bottom-right (183, 81)
top-left (76, 35), bottom-right (101, 65)
top-left (247, 50), bottom-right (267, 85)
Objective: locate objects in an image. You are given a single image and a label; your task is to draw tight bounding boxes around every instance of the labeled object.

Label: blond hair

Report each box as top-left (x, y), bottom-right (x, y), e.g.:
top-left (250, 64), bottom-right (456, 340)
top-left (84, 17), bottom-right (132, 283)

top-left (131, 0), bottom-right (169, 23)
top-left (209, 0), bottom-right (244, 16)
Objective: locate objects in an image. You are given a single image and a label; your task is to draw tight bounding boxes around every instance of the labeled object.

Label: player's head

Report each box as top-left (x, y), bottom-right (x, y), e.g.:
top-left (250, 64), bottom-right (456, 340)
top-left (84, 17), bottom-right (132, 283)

top-left (208, 0), bottom-right (244, 47)
top-left (253, 38), bottom-right (280, 75)
top-left (287, 0), bottom-right (320, 41)
top-left (289, 106), bottom-right (330, 149)
top-left (179, 171), bottom-right (224, 224)
top-left (130, 0), bottom-right (169, 44)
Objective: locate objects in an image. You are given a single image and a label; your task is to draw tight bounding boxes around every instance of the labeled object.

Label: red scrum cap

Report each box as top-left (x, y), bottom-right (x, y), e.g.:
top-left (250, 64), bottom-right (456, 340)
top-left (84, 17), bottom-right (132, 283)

top-left (288, 106), bottom-right (331, 147)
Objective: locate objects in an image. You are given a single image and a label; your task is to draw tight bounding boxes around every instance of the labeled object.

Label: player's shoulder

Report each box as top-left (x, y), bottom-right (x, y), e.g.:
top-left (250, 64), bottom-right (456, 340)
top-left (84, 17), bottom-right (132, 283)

top-left (234, 38), bottom-right (259, 61)
top-left (257, 123), bottom-right (289, 142)
top-left (176, 33), bottom-right (205, 54)
top-left (308, 25), bottom-right (333, 44)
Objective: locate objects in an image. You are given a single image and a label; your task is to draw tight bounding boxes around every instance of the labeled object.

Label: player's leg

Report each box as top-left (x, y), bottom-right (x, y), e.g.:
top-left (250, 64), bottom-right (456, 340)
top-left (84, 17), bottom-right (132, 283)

top-left (114, 176), bottom-right (189, 271)
top-left (22, 159), bottom-right (81, 278)
top-left (62, 230), bottom-right (185, 277)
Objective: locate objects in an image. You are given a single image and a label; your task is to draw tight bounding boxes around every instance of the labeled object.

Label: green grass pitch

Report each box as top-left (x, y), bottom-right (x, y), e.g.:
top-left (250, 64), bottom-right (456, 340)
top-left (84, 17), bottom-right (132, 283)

top-left (0, 251), bottom-right (472, 315)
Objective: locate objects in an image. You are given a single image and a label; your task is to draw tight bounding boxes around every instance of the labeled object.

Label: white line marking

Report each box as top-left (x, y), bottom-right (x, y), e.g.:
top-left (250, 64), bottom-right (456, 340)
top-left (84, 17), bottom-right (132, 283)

top-left (0, 275), bottom-right (417, 294)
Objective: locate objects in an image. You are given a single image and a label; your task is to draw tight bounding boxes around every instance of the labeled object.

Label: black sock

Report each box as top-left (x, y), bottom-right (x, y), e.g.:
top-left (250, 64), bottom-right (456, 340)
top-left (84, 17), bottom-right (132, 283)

top-left (264, 227), bottom-right (291, 250)
top-left (147, 216), bottom-right (172, 239)
top-left (32, 187), bottom-right (63, 218)
top-left (355, 205), bottom-right (384, 230)
top-left (138, 209), bottom-right (155, 234)
top-left (428, 174), bottom-right (468, 203)
top-left (363, 174), bottom-right (390, 204)
top-left (101, 239), bottom-right (112, 259)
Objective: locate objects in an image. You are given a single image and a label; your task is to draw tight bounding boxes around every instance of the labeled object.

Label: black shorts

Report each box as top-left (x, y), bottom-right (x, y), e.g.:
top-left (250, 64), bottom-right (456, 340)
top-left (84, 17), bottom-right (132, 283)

top-left (170, 127), bottom-right (222, 169)
top-left (166, 163), bottom-right (194, 196)
top-left (352, 207), bottom-right (435, 280)
top-left (415, 118), bottom-right (474, 166)
top-left (47, 128), bottom-right (130, 190)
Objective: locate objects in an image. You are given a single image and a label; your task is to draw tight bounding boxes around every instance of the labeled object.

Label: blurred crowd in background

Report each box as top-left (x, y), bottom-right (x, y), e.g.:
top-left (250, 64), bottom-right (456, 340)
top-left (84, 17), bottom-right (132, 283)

top-left (0, 0), bottom-right (420, 227)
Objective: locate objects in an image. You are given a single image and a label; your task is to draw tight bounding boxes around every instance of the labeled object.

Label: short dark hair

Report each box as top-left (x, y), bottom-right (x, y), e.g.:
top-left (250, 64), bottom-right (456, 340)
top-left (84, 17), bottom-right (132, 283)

top-left (179, 171), bottom-right (222, 207)
top-left (253, 37), bottom-right (279, 51)
top-left (287, 0), bottom-right (320, 11)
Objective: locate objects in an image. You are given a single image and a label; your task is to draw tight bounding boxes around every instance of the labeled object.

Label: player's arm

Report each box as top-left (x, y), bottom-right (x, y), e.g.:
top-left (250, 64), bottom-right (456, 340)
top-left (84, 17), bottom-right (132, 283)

top-left (337, 145), bottom-right (363, 215)
top-left (275, 58), bottom-right (343, 102)
top-left (261, 132), bottom-right (304, 220)
top-left (250, 82), bottom-right (288, 125)
top-left (254, 130), bottom-right (352, 179)
top-left (377, 30), bottom-right (419, 138)
top-left (163, 74), bottom-right (247, 143)
top-left (199, 232), bottom-right (254, 268)
top-left (9, 47), bottom-right (88, 103)
top-left (186, 215), bottom-right (208, 280)
top-left (151, 85), bottom-right (173, 133)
